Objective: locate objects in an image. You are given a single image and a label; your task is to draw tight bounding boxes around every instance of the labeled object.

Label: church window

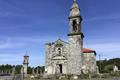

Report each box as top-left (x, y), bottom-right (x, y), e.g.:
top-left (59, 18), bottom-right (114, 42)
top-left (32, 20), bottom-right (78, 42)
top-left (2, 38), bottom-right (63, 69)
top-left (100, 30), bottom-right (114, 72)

top-left (72, 20), bottom-right (77, 32)
top-left (58, 48), bottom-right (62, 55)
top-left (58, 48), bottom-right (61, 50)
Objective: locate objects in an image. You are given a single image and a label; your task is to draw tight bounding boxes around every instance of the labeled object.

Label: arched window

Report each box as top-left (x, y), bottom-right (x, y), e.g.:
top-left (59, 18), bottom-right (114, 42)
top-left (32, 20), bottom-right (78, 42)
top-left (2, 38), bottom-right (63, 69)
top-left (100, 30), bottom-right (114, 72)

top-left (72, 20), bottom-right (77, 32)
top-left (58, 48), bottom-right (61, 50)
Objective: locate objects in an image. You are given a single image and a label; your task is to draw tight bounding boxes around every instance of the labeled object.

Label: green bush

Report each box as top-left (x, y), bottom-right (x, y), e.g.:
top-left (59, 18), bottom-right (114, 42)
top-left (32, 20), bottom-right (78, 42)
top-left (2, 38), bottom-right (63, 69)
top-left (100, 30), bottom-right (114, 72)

top-left (91, 74), bottom-right (100, 78)
top-left (110, 72), bottom-right (120, 77)
top-left (101, 73), bottom-right (110, 78)
top-left (79, 74), bottom-right (89, 79)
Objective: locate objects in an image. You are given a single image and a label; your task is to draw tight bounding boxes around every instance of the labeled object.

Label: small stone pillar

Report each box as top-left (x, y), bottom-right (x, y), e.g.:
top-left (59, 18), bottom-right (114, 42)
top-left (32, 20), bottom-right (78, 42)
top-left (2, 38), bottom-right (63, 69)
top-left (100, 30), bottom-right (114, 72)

top-left (113, 65), bottom-right (119, 72)
top-left (36, 68), bottom-right (39, 75)
top-left (12, 67), bottom-right (15, 76)
top-left (32, 68), bottom-right (35, 75)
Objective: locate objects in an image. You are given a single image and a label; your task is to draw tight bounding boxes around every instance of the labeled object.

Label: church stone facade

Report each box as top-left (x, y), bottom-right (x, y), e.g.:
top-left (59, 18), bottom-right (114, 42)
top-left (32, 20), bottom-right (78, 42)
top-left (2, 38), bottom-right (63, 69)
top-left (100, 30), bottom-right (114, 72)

top-left (45, 0), bottom-right (97, 75)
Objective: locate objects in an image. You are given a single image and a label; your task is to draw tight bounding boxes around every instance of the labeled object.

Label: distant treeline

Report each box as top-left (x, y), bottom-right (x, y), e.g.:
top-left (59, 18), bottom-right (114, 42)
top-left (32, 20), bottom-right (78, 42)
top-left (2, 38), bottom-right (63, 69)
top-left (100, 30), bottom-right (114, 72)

top-left (0, 58), bottom-right (120, 74)
top-left (0, 64), bottom-right (44, 74)
top-left (97, 58), bottom-right (120, 73)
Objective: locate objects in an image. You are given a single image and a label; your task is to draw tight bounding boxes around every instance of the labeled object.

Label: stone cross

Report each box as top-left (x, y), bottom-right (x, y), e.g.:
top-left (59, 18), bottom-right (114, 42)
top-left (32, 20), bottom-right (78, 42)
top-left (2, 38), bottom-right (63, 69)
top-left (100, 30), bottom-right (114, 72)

top-left (40, 69), bottom-right (43, 75)
top-left (32, 68), bottom-right (35, 75)
top-left (96, 66), bottom-right (99, 74)
top-left (114, 65), bottom-right (119, 72)
top-left (21, 67), bottom-right (24, 74)
top-left (21, 67), bottom-right (24, 80)
top-left (1, 70), bottom-right (3, 74)
top-left (5, 70), bottom-right (8, 74)
top-left (12, 67), bottom-right (15, 76)
top-left (36, 68), bottom-right (39, 75)
top-left (8, 70), bottom-right (11, 74)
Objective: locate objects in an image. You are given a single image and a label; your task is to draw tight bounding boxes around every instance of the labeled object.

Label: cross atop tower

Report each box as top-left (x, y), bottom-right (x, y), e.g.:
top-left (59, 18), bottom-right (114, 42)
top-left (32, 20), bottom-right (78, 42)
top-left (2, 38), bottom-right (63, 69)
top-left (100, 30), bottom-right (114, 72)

top-left (73, 0), bottom-right (77, 2)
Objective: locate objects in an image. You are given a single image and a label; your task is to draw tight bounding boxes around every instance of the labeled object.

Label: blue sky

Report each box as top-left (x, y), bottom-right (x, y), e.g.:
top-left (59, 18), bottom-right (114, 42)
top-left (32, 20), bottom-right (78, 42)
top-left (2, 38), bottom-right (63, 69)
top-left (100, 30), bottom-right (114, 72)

top-left (0, 0), bottom-right (120, 67)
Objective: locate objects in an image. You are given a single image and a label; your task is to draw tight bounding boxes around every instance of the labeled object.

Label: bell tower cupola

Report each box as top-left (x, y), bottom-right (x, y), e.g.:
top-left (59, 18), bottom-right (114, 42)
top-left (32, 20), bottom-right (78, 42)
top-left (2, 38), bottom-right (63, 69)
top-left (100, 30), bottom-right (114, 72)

top-left (68, 0), bottom-right (83, 37)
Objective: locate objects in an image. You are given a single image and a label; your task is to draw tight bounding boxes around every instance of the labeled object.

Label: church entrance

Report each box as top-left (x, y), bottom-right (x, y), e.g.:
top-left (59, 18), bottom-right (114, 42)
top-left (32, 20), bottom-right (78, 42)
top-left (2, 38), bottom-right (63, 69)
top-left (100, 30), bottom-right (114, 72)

top-left (56, 64), bottom-right (63, 74)
top-left (59, 64), bottom-right (62, 74)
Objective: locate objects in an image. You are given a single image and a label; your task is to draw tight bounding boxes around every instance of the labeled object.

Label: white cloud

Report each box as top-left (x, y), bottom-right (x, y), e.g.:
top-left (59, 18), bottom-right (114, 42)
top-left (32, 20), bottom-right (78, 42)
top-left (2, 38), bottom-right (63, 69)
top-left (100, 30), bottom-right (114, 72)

top-left (0, 38), bottom-right (26, 49)
top-left (0, 36), bottom-right (51, 49)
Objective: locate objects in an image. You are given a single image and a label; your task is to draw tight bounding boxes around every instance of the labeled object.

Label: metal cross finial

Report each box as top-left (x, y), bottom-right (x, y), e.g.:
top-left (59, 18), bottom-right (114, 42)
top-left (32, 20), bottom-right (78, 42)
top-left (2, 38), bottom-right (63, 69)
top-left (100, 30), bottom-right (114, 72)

top-left (73, 0), bottom-right (77, 2)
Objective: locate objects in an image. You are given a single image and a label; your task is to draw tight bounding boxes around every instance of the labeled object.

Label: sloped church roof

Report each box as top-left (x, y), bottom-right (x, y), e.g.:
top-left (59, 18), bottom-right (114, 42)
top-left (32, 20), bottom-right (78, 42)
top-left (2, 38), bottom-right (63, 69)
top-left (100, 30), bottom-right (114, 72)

top-left (46, 38), bottom-right (68, 46)
top-left (82, 48), bottom-right (96, 55)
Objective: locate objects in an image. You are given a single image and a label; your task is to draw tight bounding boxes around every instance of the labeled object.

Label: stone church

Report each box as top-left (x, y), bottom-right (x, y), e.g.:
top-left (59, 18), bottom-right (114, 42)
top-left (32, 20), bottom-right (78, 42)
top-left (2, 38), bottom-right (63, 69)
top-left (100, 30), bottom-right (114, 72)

top-left (45, 0), bottom-right (97, 75)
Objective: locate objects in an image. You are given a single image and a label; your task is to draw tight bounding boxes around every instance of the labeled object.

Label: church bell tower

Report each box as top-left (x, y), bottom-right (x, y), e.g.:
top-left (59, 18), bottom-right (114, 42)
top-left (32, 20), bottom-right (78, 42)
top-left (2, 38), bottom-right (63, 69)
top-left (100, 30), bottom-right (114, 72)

top-left (68, 0), bottom-right (83, 36)
top-left (68, 0), bottom-right (84, 75)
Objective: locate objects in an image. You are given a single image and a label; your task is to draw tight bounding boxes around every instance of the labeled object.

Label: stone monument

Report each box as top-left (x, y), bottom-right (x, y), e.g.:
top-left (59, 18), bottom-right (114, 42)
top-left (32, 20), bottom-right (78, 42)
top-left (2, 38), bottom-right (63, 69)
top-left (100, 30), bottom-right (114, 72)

top-left (22, 53), bottom-right (29, 77)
